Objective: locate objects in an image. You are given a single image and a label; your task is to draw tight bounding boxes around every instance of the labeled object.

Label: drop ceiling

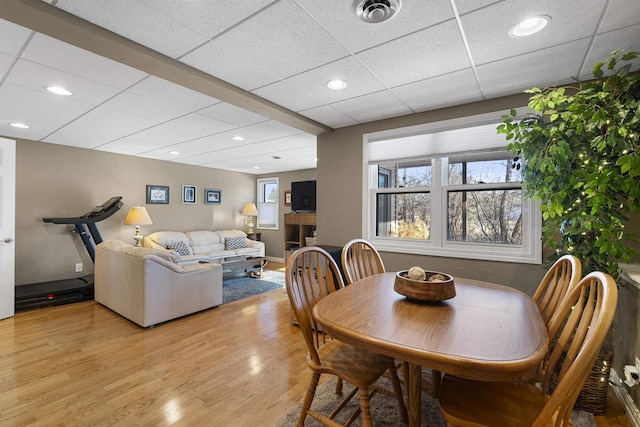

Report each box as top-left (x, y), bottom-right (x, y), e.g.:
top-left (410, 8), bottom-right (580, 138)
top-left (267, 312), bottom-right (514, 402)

top-left (0, 0), bottom-right (638, 174)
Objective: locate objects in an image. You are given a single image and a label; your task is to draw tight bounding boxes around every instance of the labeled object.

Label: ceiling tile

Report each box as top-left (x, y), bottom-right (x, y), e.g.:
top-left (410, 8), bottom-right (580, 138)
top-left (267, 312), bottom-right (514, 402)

top-left (210, 0), bottom-right (349, 80)
top-left (252, 56), bottom-right (387, 112)
top-left (295, 0), bottom-right (455, 53)
top-left (600, 0), bottom-right (640, 32)
top-left (454, 0), bottom-right (505, 15)
top-left (138, 0), bottom-right (275, 40)
top-left (0, 52), bottom-right (15, 81)
top-left (330, 90), bottom-right (412, 123)
top-left (299, 105), bottom-right (359, 129)
top-left (476, 39), bottom-right (591, 98)
top-left (356, 20), bottom-right (471, 88)
top-left (0, 83), bottom-right (95, 140)
top-left (55, 0), bottom-right (208, 58)
top-left (100, 91), bottom-right (195, 123)
top-left (128, 76), bottom-right (218, 110)
top-left (0, 18), bottom-right (32, 56)
top-left (44, 107), bottom-right (158, 149)
top-left (462, 0), bottom-right (605, 65)
top-left (244, 120), bottom-right (303, 141)
top-left (197, 103), bottom-right (269, 127)
top-left (392, 68), bottom-right (483, 112)
top-left (6, 59), bottom-right (123, 105)
top-left (21, 33), bottom-right (147, 89)
top-left (180, 42), bottom-right (281, 91)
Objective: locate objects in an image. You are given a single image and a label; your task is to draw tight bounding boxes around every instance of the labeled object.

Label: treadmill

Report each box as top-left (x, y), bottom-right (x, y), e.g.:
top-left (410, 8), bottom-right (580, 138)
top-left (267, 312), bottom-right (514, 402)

top-left (15, 196), bottom-right (123, 311)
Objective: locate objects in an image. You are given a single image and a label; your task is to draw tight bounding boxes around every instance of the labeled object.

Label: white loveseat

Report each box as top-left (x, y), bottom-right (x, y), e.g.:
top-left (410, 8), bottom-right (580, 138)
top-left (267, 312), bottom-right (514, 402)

top-left (95, 239), bottom-right (223, 327)
top-left (142, 230), bottom-right (265, 265)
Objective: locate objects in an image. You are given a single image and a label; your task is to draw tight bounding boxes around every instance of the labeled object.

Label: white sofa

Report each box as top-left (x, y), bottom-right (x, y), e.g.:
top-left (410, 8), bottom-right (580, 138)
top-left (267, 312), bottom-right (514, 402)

top-left (95, 239), bottom-right (223, 327)
top-left (142, 230), bottom-right (265, 265)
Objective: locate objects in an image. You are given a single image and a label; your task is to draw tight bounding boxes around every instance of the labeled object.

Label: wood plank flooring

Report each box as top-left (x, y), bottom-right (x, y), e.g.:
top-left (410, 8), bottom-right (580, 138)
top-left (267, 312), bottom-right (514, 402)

top-left (0, 263), bottom-right (633, 426)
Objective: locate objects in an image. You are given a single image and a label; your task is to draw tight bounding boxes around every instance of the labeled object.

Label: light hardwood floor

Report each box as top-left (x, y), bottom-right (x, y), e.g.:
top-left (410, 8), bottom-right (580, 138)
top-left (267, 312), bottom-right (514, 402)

top-left (0, 263), bottom-right (632, 426)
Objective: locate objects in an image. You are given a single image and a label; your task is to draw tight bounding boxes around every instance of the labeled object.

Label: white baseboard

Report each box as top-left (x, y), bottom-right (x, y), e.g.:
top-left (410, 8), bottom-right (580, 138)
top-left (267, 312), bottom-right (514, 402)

top-left (610, 368), bottom-right (640, 427)
top-left (266, 256), bottom-right (284, 265)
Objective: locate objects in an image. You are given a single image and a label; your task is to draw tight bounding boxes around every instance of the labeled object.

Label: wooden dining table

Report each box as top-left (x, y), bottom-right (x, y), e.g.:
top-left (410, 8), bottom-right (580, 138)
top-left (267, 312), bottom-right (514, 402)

top-left (313, 272), bottom-right (549, 427)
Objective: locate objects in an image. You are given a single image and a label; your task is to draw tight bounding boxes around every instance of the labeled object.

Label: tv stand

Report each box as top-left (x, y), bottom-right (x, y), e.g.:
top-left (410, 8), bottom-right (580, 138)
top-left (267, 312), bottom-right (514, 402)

top-left (284, 212), bottom-right (316, 263)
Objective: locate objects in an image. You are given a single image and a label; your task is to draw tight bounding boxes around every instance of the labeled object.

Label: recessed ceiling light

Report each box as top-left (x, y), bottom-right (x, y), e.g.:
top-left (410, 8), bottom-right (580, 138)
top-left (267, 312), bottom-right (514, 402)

top-left (46, 86), bottom-right (72, 96)
top-left (327, 79), bottom-right (347, 90)
top-left (253, 166), bottom-right (260, 169)
top-left (509, 15), bottom-right (550, 37)
top-left (9, 122), bottom-right (29, 129)
top-left (232, 135), bottom-right (245, 141)
top-left (169, 151), bottom-right (180, 155)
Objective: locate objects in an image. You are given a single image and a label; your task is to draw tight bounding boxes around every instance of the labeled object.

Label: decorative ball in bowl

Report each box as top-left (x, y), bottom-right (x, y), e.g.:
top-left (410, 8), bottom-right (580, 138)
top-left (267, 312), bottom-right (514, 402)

top-left (394, 266), bottom-right (456, 302)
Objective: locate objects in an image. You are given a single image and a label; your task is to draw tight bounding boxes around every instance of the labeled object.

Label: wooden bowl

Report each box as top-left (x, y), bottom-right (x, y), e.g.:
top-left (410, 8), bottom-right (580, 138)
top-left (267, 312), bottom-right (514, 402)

top-left (394, 270), bottom-right (456, 302)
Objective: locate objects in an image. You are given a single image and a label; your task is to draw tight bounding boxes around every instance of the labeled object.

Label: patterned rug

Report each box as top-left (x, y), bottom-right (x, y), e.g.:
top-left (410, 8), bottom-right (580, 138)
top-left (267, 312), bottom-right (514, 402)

top-left (222, 269), bottom-right (285, 304)
top-left (276, 373), bottom-right (597, 427)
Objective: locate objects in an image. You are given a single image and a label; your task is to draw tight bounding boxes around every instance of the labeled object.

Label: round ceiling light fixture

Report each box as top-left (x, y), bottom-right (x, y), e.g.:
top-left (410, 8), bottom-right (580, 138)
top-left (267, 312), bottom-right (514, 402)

top-left (9, 122), bottom-right (30, 129)
top-left (326, 79), bottom-right (347, 90)
top-left (509, 15), bottom-right (551, 37)
top-left (354, 0), bottom-right (402, 24)
top-left (46, 86), bottom-right (72, 96)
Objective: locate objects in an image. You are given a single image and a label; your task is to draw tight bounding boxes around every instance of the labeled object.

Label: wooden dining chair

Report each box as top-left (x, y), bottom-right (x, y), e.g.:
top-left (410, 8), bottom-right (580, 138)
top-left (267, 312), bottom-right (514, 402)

top-left (341, 238), bottom-right (441, 397)
top-left (533, 254), bottom-right (582, 330)
top-left (341, 239), bottom-right (386, 285)
top-left (438, 271), bottom-right (618, 427)
top-left (286, 246), bottom-right (407, 427)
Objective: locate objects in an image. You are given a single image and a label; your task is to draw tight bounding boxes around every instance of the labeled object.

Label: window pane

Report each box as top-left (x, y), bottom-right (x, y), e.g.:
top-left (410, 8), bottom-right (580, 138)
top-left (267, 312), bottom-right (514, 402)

top-left (264, 183), bottom-right (277, 202)
top-left (378, 161), bottom-right (431, 188)
top-left (447, 189), bottom-right (522, 244)
top-left (449, 158), bottom-right (521, 185)
top-left (376, 192), bottom-right (430, 239)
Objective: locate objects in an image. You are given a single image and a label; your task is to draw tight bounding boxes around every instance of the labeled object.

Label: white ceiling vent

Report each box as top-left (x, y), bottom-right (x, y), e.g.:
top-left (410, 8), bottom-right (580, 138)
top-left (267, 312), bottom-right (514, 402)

top-left (354, 0), bottom-right (402, 24)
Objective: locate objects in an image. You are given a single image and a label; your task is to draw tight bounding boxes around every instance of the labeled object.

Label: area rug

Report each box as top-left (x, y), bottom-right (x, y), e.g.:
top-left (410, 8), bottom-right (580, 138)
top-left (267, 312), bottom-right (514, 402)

top-left (222, 269), bottom-right (285, 304)
top-left (275, 374), bottom-right (597, 427)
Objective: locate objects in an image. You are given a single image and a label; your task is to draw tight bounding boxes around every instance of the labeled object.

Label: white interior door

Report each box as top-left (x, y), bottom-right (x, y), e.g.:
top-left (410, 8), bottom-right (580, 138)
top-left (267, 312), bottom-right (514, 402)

top-left (0, 137), bottom-right (16, 320)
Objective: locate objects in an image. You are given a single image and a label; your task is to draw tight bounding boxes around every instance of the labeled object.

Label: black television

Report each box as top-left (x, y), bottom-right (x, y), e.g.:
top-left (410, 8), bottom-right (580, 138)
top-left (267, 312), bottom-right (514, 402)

top-left (291, 180), bottom-right (316, 212)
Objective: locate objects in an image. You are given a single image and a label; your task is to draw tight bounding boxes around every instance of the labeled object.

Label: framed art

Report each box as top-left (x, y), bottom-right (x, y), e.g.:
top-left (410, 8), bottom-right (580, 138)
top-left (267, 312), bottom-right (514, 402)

top-left (205, 188), bottom-right (221, 205)
top-left (182, 185), bottom-right (197, 204)
top-left (284, 190), bottom-right (292, 206)
top-left (146, 185), bottom-right (169, 204)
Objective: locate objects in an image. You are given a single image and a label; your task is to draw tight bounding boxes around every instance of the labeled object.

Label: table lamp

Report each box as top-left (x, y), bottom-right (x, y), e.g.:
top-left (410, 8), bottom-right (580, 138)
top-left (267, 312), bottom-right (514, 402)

top-left (124, 206), bottom-right (153, 246)
top-left (241, 202), bottom-right (258, 235)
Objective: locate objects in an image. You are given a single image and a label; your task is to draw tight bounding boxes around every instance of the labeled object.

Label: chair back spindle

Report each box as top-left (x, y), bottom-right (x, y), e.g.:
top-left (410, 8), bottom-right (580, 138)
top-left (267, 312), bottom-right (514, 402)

top-left (342, 239), bottom-right (385, 285)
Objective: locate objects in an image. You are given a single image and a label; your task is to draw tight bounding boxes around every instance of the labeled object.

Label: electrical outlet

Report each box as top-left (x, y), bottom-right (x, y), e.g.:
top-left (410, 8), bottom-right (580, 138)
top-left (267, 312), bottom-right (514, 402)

top-left (75, 263), bottom-right (83, 273)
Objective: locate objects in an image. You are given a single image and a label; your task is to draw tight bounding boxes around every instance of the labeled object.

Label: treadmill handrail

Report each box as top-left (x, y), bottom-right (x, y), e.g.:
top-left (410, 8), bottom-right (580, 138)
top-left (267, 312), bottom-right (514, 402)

top-left (43, 196), bottom-right (123, 225)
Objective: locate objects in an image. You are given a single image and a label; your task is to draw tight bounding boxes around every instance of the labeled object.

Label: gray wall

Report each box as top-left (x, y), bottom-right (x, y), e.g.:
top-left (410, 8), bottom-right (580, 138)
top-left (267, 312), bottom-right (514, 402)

top-left (16, 138), bottom-right (257, 285)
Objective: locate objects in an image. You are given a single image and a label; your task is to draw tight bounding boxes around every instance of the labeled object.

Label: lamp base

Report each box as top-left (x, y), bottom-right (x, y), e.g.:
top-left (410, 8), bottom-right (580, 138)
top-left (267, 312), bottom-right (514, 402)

top-left (133, 226), bottom-right (143, 247)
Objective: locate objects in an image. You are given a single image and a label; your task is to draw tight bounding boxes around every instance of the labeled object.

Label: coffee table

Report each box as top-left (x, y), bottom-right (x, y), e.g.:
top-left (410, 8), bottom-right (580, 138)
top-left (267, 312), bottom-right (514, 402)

top-left (221, 256), bottom-right (266, 279)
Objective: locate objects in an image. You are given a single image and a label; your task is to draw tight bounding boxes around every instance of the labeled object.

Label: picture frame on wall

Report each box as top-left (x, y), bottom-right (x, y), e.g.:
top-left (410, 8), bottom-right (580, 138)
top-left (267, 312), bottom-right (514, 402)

top-left (146, 185), bottom-right (169, 204)
top-left (182, 185), bottom-right (197, 204)
top-left (284, 191), bottom-right (291, 206)
top-left (205, 189), bottom-right (221, 205)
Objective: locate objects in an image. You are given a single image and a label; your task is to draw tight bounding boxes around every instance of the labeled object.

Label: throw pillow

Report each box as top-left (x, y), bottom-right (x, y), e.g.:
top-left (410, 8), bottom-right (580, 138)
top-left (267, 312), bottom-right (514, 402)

top-left (225, 236), bottom-right (247, 250)
top-left (165, 241), bottom-right (190, 256)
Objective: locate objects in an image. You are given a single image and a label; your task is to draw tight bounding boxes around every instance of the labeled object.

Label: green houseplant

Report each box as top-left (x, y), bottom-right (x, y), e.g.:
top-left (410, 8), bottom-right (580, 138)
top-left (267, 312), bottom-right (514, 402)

top-left (498, 50), bottom-right (640, 277)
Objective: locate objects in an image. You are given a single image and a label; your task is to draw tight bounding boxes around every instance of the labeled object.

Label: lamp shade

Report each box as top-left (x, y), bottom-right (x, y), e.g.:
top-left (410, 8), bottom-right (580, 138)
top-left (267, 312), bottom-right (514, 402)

top-left (241, 203), bottom-right (258, 216)
top-left (124, 206), bottom-right (153, 226)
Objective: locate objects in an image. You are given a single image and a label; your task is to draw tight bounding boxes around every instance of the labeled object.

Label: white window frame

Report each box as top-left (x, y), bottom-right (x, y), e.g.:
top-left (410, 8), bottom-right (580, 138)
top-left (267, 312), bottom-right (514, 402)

top-left (362, 110), bottom-right (541, 264)
top-left (257, 177), bottom-right (279, 230)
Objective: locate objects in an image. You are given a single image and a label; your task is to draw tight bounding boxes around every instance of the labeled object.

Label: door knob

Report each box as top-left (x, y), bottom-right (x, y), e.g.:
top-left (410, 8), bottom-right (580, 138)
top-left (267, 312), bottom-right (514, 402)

top-left (3, 238), bottom-right (14, 243)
